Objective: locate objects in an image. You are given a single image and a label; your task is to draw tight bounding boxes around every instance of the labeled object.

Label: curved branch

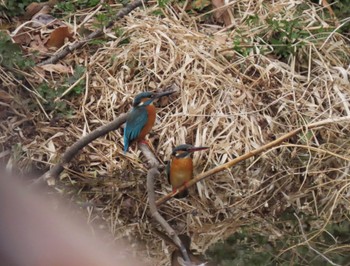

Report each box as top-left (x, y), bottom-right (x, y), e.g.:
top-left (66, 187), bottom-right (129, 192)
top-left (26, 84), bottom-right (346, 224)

top-left (138, 143), bottom-right (191, 264)
top-left (38, 0), bottom-right (149, 66)
top-left (34, 113), bottom-right (127, 186)
top-left (156, 116), bottom-right (350, 206)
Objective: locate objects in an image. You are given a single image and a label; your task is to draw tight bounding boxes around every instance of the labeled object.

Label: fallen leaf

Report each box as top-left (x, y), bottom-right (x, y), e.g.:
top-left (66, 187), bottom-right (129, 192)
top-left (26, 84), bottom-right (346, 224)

top-left (23, 0), bottom-right (58, 20)
top-left (31, 14), bottom-right (56, 27)
top-left (39, 63), bottom-right (73, 74)
top-left (12, 28), bottom-right (33, 46)
top-left (212, 0), bottom-right (234, 27)
top-left (46, 26), bottom-right (73, 49)
top-left (24, 2), bottom-right (44, 20)
top-left (0, 90), bottom-right (13, 103)
top-left (191, 0), bottom-right (211, 10)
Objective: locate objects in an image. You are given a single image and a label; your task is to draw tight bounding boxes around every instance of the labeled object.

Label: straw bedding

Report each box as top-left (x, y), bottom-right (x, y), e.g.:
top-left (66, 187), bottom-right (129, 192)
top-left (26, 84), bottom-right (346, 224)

top-left (1, 0), bottom-right (350, 264)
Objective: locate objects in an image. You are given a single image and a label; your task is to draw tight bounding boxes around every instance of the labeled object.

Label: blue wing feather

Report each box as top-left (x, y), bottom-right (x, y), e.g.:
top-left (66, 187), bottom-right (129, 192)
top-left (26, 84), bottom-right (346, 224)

top-left (124, 107), bottom-right (148, 152)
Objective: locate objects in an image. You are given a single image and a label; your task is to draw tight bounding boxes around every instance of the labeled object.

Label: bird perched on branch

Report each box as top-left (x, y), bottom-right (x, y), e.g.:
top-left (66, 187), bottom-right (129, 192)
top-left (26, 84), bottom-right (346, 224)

top-left (167, 144), bottom-right (208, 198)
top-left (124, 91), bottom-right (175, 153)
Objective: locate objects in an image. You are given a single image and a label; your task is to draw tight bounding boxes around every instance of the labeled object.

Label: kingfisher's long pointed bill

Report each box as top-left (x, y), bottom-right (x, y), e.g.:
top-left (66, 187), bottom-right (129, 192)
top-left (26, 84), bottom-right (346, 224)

top-left (188, 146), bottom-right (209, 153)
top-left (154, 90), bottom-right (176, 98)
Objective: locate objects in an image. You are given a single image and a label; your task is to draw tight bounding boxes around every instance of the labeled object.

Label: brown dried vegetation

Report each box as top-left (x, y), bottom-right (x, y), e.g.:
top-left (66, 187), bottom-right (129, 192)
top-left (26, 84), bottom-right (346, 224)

top-left (1, 0), bottom-right (350, 265)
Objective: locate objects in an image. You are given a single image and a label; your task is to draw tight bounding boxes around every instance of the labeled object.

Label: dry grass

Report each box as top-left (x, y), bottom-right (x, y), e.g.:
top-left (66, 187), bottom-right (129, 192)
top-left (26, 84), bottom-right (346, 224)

top-left (1, 0), bottom-right (350, 265)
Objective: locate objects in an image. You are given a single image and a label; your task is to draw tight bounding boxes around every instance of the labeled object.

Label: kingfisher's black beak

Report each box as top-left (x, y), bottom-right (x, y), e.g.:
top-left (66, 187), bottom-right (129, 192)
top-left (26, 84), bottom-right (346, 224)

top-left (188, 146), bottom-right (209, 153)
top-left (154, 90), bottom-right (176, 99)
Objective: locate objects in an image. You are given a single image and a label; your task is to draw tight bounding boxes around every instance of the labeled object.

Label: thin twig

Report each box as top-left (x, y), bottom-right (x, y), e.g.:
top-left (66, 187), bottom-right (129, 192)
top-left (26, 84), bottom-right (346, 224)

top-left (294, 213), bottom-right (340, 266)
top-left (38, 0), bottom-right (149, 66)
top-left (279, 182), bottom-right (350, 256)
top-left (34, 113), bottom-right (127, 186)
top-left (138, 143), bottom-right (191, 264)
top-left (156, 116), bottom-right (350, 206)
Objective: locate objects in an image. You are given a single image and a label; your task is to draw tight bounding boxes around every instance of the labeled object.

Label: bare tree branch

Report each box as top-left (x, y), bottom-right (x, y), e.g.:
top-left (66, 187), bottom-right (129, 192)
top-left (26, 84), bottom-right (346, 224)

top-left (38, 0), bottom-right (149, 66)
top-left (34, 113), bottom-right (127, 186)
top-left (138, 143), bottom-right (191, 264)
top-left (156, 116), bottom-right (350, 206)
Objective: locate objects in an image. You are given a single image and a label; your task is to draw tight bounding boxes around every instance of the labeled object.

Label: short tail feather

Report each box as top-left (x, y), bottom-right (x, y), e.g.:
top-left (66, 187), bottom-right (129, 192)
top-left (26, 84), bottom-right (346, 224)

top-left (123, 144), bottom-right (128, 154)
top-left (123, 134), bottom-right (129, 153)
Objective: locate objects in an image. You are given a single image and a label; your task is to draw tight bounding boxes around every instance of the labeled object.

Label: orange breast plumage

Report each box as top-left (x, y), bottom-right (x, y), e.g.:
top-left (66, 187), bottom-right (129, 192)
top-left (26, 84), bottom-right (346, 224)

top-left (169, 157), bottom-right (193, 195)
top-left (136, 104), bottom-right (156, 141)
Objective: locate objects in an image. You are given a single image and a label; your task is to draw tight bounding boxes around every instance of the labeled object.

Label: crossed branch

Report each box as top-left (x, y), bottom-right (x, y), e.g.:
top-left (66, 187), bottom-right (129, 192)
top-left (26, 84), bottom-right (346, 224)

top-left (35, 109), bottom-right (350, 265)
top-left (37, 115), bottom-right (350, 202)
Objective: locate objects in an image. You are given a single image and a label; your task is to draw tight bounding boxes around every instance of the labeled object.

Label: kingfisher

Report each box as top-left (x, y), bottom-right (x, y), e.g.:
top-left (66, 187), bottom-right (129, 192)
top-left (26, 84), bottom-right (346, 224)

top-left (124, 91), bottom-right (175, 153)
top-left (167, 144), bottom-right (208, 198)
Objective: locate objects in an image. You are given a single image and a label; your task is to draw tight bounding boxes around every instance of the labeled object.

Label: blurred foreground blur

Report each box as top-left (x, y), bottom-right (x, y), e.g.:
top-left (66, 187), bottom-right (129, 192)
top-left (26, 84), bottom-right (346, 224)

top-left (0, 169), bottom-right (145, 266)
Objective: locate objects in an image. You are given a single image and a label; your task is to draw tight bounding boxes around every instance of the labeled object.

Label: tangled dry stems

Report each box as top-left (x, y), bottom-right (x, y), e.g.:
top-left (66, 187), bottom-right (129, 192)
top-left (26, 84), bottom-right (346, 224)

top-left (1, 0), bottom-right (350, 264)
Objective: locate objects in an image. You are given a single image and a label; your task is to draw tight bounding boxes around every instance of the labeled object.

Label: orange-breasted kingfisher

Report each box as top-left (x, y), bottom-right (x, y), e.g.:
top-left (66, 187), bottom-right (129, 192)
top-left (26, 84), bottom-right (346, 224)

top-left (167, 144), bottom-right (208, 198)
top-left (124, 91), bottom-right (175, 153)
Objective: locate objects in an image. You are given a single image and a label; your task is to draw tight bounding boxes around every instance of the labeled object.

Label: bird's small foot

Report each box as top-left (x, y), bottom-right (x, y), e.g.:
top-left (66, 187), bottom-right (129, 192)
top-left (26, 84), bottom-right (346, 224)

top-left (138, 139), bottom-right (150, 146)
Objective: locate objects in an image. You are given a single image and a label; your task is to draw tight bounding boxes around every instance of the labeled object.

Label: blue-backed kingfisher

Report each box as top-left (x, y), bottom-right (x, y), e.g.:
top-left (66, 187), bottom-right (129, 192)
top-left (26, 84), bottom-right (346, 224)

top-left (124, 91), bottom-right (175, 153)
top-left (167, 144), bottom-right (208, 198)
